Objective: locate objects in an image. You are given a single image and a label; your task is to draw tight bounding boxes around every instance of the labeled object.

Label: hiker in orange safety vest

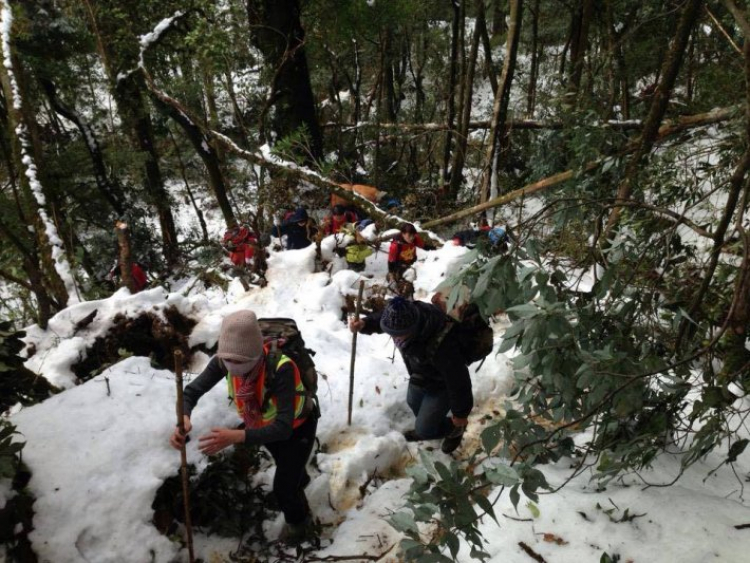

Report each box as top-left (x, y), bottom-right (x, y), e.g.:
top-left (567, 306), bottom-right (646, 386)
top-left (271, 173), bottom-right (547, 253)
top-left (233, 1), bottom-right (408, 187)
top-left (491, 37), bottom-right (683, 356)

top-left (169, 310), bottom-right (317, 543)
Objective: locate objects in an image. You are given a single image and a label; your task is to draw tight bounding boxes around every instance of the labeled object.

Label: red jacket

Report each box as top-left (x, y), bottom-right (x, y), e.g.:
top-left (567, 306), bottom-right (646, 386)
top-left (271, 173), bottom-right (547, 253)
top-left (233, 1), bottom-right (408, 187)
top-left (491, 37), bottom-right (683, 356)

top-left (223, 226), bottom-right (257, 266)
top-left (388, 234), bottom-right (424, 272)
top-left (323, 211), bottom-right (357, 235)
top-left (131, 263), bottom-right (148, 292)
top-left (229, 243), bottom-right (255, 266)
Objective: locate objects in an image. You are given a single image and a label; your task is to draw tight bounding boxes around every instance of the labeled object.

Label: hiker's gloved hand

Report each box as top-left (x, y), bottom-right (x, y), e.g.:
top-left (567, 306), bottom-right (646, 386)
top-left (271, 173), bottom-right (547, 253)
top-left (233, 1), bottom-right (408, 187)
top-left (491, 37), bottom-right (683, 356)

top-left (349, 318), bottom-right (365, 333)
top-left (169, 416), bottom-right (192, 450)
top-left (198, 427), bottom-right (244, 455)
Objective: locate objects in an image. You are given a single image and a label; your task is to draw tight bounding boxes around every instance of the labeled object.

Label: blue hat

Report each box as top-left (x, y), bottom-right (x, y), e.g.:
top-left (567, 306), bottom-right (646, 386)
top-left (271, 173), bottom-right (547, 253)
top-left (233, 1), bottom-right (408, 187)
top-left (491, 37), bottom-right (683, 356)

top-left (385, 197), bottom-right (401, 209)
top-left (488, 227), bottom-right (507, 246)
top-left (356, 219), bottom-right (374, 231)
top-left (289, 207), bottom-right (308, 222)
top-left (380, 297), bottom-right (419, 336)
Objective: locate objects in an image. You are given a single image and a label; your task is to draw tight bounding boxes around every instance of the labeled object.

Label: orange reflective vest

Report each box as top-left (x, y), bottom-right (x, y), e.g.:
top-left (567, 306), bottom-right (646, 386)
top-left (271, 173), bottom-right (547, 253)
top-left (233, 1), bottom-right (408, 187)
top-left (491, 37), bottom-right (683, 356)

top-left (226, 351), bottom-right (307, 429)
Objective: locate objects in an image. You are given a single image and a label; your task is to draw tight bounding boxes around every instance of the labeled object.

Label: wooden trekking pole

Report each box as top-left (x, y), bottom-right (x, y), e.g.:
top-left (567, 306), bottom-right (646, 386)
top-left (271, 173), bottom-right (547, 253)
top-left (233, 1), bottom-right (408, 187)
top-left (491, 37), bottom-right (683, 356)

top-left (174, 350), bottom-right (195, 563)
top-left (348, 280), bottom-right (365, 426)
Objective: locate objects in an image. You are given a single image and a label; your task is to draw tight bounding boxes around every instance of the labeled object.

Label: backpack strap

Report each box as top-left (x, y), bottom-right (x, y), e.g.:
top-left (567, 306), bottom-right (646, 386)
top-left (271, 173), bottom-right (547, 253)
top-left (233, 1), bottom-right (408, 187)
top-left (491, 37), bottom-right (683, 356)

top-left (262, 341), bottom-right (281, 411)
top-left (424, 316), bottom-right (456, 359)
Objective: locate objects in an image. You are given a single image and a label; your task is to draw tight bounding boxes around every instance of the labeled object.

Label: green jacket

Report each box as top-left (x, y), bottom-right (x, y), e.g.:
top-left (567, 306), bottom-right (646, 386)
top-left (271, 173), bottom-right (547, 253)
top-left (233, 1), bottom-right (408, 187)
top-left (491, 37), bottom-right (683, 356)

top-left (346, 244), bottom-right (373, 264)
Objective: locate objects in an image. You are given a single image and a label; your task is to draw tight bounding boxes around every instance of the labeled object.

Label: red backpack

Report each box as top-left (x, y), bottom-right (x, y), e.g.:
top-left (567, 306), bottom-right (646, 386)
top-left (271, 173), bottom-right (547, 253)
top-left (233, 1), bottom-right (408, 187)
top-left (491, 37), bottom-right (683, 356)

top-left (222, 225), bottom-right (255, 250)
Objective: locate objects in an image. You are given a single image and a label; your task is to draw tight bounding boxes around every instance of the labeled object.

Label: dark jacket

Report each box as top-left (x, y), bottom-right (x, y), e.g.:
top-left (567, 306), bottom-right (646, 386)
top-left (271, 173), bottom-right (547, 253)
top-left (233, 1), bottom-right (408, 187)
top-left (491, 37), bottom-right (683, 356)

top-left (182, 355), bottom-right (297, 445)
top-left (272, 220), bottom-right (318, 250)
top-left (360, 301), bottom-right (473, 418)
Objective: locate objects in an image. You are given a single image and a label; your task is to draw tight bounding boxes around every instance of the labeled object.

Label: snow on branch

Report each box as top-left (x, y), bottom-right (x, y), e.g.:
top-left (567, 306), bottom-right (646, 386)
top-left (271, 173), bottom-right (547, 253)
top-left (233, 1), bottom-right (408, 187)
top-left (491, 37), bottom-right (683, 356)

top-left (117, 9), bottom-right (187, 82)
top-left (0, 2), bottom-right (79, 305)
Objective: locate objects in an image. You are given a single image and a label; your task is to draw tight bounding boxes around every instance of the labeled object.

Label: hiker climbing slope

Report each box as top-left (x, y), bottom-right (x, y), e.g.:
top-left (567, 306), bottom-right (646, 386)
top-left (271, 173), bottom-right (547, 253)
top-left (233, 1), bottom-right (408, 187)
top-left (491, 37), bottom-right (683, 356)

top-left (169, 310), bottom-right (318, 543)
top-left (271, 207), bottom-right (318, 250)
top-left (349, 297), bottom-right (472, 454)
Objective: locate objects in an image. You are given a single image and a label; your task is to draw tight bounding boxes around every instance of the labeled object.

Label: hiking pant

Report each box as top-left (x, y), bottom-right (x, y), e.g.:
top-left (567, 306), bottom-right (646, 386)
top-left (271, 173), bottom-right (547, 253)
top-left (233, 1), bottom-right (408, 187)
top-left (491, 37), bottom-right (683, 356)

top-left (265, 415), bottom-right (318, 525)
top-left (406, 382), bottom-right (453, 439)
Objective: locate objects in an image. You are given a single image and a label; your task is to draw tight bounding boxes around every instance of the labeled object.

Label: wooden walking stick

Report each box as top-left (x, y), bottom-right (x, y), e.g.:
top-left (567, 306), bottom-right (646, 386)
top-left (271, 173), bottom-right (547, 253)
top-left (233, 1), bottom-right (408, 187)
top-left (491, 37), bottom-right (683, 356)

top-left (174, 350), bottom-right (195, 563)
top-left (348, 280), bottom-right (365, 426)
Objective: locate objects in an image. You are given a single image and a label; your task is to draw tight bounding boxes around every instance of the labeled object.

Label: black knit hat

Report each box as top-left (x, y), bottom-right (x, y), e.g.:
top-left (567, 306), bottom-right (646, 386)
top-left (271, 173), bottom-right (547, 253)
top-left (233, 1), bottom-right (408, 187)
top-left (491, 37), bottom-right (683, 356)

top-left (380, 297), bottom-right (419, 336)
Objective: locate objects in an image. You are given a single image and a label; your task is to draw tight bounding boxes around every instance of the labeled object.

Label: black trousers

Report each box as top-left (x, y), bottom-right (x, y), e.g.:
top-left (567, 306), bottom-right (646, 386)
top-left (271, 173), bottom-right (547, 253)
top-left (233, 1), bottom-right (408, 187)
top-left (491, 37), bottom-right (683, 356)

top-left (264, 415), bottom-right (318, 525)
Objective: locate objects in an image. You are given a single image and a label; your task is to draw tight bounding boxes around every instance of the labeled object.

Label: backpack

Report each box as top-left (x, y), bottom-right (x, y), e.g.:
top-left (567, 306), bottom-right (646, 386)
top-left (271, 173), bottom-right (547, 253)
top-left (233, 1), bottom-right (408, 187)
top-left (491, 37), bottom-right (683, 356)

top-left (258, 318), bottom-right (319, 419)
top-left (453, 303), bottom-right (494, 365)
top-left (428, 303), bottom-right (494, 367)
top-left (222, 225), bottom-right (256, 251)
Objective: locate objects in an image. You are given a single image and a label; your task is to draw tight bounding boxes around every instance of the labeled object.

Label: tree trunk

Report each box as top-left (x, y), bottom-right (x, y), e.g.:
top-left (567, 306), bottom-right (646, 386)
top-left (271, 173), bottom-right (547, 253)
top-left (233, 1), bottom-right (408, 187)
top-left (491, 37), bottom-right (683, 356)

top-left (491, 0), bottom-right (506, 39)
top-left (679, 34), bottom-right (750, 352)
top-left (478, 0), bottom-right (523, 206)
top-left (81, 0), bottom-right (180, 267)
top-left (442, 0), bottom-right (462, 191)
top-left (477, 3), bottom-right (498, 94)
top-left (565, 0), bottom-right (595, 106)
top-left (39, 78), bottom-right (125, 215)
top-left (449, 0), bottom-right (483, 200)
top-left (0, 40), bottom-right (70, 310)
top-left (115, 221), bottom-right (136, 293)
top-left (604, 0), bottom-right (704, 238)
top-left (526, 0), bottom-right (540, 116)
top-left (149, 92), bottom-right (236, 228)
top-left (246, 0), bottom-right (323, 163)
top-left (223, 65), bottom-right (249, 146)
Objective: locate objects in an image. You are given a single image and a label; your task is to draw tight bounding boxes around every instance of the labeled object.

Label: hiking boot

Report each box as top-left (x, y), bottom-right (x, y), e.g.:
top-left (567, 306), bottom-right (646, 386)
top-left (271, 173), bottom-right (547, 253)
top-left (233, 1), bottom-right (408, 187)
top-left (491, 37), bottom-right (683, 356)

top-left (441, 424), bottom-right (466, 454)
top-left (300, 472), bottom-right (311, 489)
top-left (279, 515), bottom-right (316, 545)
top-left (402, 429), bottom-right (422, 442)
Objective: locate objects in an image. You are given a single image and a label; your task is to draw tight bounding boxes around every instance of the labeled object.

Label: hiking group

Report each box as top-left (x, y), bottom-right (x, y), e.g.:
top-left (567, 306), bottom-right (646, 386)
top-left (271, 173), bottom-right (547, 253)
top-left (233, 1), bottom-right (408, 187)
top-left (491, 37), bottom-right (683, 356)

top-left (167, 189), bottom-right (508, 546)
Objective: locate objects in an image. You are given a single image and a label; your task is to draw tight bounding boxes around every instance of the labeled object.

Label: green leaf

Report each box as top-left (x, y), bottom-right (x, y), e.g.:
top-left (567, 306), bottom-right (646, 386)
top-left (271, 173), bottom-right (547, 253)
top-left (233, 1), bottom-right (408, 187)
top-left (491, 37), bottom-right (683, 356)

top-left (406, 465), bottom-right (431, 486)
top-left (481, 425), bottom-right (502, 453)
top-left (526, 501), bottom-right (540, 518)
top-left (727, 439), bottom-right (749, 463)
top-left (472, 493), bottom-right (498, 523)
top-left (443, 531), bottom-right (460, 558)
top-left (498, 336), bottom-right (517, 354)
top-left (506, 304), bottom-right (539, 319)
top-left (509, 485), bottom-right (520, 510)
top-left (390, 511), bottom-right (420, 535)
top-left (485, 463), bottom-right (520, 486)
top-left (503, 321), bottom-right (526, 339)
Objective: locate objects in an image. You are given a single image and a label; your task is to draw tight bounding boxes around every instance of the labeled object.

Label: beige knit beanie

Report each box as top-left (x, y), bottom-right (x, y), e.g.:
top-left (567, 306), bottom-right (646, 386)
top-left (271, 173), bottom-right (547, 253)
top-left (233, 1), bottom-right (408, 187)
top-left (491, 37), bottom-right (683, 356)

top-left (217, 310), bottom-right (264, 364)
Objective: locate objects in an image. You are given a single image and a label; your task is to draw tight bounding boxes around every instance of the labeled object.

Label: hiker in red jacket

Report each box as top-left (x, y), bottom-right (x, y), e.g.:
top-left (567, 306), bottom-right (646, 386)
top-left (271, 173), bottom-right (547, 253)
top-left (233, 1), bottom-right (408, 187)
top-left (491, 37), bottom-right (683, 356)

top-left (322, 205), bottom-right (357, 236)
top-left (106, 261), bottom-right (148, 293)
top-left (222, 224), bottom-right (258, 267)
top-left (388, 222), bottom-right (425, 279)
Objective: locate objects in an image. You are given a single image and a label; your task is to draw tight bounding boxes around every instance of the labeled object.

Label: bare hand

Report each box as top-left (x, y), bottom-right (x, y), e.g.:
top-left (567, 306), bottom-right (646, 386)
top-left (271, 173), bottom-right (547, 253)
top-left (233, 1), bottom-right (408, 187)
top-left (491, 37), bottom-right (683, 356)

top-left (349, 318), bottom-right (365, 333)
top-left (169, 415), bottom-right (192, 450)
top-left (198, 428), bottom-right (244, 455)
top-left (452, 416), bottom-right (469, 427)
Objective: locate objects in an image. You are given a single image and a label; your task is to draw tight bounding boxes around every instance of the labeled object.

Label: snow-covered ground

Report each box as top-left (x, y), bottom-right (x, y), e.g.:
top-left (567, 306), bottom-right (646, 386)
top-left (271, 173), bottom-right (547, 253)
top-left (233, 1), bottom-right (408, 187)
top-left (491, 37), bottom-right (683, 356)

top-left (5, 232), bottom-right (750, 562)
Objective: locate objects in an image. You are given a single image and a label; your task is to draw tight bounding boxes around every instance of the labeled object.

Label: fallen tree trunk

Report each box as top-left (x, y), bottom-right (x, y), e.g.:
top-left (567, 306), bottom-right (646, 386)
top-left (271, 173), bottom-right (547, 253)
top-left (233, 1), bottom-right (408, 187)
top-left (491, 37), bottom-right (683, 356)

top-left (422, 105), bottom-right (739, 230)
top-left (321, 106), bottom-right (736, 134)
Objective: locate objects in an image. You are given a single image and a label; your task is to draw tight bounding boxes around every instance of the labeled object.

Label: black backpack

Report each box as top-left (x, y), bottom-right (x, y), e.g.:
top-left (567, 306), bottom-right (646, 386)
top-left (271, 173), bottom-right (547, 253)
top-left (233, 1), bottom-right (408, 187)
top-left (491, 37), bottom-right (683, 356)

top-left (259, 318), bottom-right (319, 418)
top-left (428, 303), bottom-right (494, 367)
top-left (453, 303), bottom-right (494, 364)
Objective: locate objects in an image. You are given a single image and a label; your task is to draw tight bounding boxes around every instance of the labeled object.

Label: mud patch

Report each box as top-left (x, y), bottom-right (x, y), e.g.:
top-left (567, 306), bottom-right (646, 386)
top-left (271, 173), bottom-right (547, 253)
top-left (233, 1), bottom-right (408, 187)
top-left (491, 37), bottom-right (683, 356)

top-left (71, 306), bottom-right (197, 381)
